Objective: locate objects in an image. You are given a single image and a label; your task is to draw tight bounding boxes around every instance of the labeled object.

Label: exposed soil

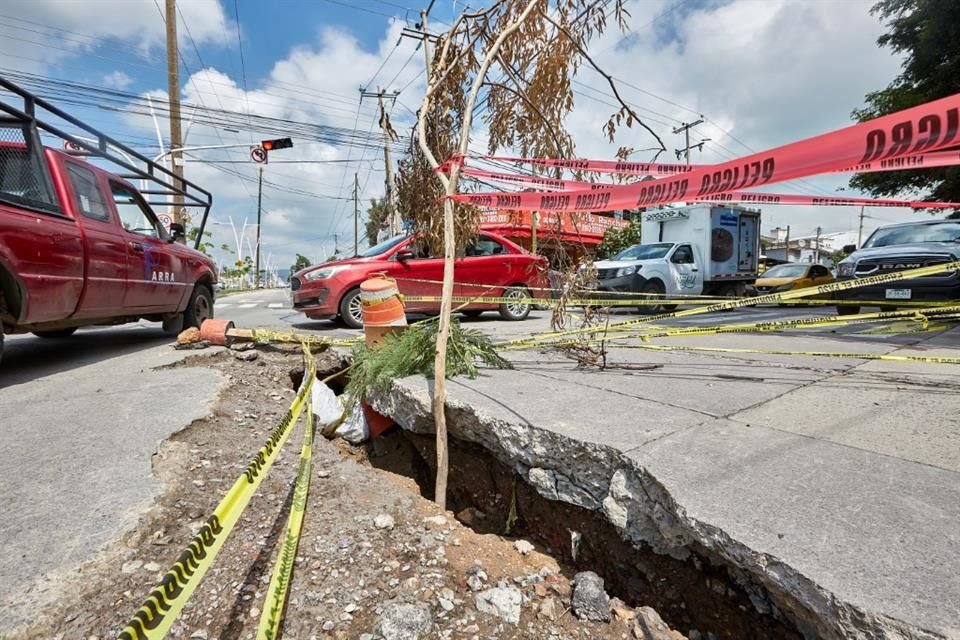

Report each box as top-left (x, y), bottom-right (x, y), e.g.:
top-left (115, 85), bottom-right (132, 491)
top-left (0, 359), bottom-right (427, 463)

top-left (5, 345), bottom-right (691, 640)
top-left (364, 430), bottom-right (804, 640)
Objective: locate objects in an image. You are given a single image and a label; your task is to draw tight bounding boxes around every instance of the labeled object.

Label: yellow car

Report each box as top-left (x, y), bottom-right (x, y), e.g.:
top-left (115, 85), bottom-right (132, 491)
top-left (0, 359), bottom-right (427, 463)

top-left (752, 263), bottom-right (834, 296)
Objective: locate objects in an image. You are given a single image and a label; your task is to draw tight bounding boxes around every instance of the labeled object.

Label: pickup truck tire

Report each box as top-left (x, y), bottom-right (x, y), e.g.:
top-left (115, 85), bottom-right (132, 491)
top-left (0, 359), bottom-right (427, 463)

top-left (32, 328), bottom-right (78, 338)
top-left (499, 286), bottom-right (531, 321)
top-left (641, 280), bottom-right (676, 314)
top-left (837, 304), bottom-right (860, 316)
top-left (184, 284), bottom-right (214, 329)
top-left (338, 288), bottom-right (364, 329)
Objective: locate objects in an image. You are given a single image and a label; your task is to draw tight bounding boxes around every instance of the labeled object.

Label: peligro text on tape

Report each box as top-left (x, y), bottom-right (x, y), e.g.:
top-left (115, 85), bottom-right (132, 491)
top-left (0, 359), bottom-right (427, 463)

top-left (473, 149), bottom-right (960, 178)
top-left (502, 259), bottom-right (960, 346)
top-left (458, 166), bottom-right (960, 208)
top-left (257, 403), bottom-right (316, 640)
top-left (118, 348), bottom-right (316, 640)
top-left (453, 94), bottom-right (960, 212)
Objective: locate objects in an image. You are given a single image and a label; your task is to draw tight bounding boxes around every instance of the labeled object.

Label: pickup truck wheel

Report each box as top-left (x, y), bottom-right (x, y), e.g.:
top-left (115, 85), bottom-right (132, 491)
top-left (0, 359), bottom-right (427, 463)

top-left (184, 285), bottom-right (214, 329)
top-left (339, 288), bottom-right (364, 329)
top-left (499, 287), bottom-right (531, 321)
top-left (32, 328), bottom-right (78, 338)
top-left (837, 304), bottom-right (860, 316)
top-left (640, 281), bottom-right (675, 314)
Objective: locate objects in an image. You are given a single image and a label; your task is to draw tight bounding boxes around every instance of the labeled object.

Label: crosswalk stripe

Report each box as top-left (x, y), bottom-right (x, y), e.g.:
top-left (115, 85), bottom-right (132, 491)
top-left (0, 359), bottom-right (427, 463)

top-left (237, 303), bottom-right (257, 309)
top-left (218, 303), bottom-right (233, 309)
top-left (268, 303), bottom-right (284, 308)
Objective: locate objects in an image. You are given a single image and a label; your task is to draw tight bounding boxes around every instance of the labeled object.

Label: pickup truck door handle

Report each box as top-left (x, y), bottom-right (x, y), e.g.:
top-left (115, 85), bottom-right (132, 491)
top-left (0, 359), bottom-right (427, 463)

top-left (129, 241), bottom-right (144, 253)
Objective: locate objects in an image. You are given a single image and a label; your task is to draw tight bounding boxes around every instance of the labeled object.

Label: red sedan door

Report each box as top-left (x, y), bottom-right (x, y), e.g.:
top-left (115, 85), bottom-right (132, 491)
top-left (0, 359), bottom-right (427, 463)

top-left (383, 238), bottom-right (446, 313)
top-left (457, 234), bottom-right (533, 308)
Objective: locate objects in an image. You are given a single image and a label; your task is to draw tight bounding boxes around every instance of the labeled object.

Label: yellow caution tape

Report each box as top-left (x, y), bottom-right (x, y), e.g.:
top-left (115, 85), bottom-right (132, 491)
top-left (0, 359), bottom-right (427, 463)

top-left (405, 294), bottom-right (958, 308)
top-left (615, 343), bottom-right (960, 365)
top-left (118, 347), bottom-right (317, 640)
top-left (257, 402), bottom-right (316, 639)
top-left (504, 260), bottom-right (960, 347)
top-left (250, 328), bottom-right (358, 348)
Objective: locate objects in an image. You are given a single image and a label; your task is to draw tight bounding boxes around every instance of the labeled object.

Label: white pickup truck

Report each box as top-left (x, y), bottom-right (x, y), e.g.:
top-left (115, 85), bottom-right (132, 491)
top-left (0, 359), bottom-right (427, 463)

top-left (593, 205), bottom-right (761, 311)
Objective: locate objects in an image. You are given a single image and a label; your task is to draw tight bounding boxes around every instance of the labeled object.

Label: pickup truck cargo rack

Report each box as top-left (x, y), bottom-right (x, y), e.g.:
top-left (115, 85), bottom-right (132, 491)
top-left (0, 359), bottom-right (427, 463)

top-left (0, 75), bottom-right (213, 250)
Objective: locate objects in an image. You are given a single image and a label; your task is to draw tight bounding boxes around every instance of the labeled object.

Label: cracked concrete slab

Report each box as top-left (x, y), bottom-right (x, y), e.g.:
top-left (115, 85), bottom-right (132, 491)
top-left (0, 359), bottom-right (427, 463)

top-left (628, 418), bottom-right (960, 638)
top-left (372, 327), bottom-right (960, 639)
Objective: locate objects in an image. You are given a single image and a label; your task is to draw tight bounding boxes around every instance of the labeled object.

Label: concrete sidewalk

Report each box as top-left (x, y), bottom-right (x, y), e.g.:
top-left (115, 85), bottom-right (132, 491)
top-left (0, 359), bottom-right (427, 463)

top-left (372, 326), bottom-right (960, 639)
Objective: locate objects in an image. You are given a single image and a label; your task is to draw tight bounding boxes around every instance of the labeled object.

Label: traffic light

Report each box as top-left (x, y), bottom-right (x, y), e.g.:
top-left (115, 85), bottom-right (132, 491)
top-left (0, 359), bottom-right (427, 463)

top-left (261, 137), bottom-right (293, 151)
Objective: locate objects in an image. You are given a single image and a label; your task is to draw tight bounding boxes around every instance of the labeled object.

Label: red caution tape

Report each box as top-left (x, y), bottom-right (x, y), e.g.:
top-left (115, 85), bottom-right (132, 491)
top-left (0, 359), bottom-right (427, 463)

top-left (460, 167), bottom-right (960, 209)
top-left (476, 149), bottom-right (960, 178)
top-left (453, 95), bottom-right (960, 212)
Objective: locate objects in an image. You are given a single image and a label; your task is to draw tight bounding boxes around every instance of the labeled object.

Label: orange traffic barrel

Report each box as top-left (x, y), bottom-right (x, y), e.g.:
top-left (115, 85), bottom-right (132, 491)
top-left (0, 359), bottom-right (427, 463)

top-left (360, 274), bottom-right (407, 347)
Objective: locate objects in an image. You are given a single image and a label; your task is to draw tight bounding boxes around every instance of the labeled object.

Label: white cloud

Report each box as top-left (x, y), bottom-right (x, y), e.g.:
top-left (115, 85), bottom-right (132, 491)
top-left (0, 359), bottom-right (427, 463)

top-left (102, 70), bottom-right (133, 90)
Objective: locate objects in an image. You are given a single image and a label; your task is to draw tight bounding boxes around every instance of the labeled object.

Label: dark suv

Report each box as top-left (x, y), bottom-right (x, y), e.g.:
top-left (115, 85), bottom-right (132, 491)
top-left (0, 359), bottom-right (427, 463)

top-left (834, 219), bottom-right (960, 314)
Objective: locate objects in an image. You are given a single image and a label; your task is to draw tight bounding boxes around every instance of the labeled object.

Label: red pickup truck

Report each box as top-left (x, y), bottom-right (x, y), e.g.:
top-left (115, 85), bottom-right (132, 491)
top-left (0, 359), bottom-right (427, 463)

top-left (0, 77), bottom-right (217, 364)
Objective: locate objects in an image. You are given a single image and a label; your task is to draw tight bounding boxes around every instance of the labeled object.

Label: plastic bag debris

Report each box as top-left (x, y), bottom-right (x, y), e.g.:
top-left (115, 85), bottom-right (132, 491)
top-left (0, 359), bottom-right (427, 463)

top-left (311, 380), bottom-right (346, 438)
top-left (335, 399), bottom-right (369, 444)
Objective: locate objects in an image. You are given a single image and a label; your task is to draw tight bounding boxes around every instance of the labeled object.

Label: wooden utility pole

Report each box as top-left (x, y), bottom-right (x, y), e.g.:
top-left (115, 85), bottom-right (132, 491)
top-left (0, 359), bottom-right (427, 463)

top-left (673, 118), bottom-right (705, 165)
top-left (784, 225), bottom-right (791, 263)
top-left (164, 0), bottom-right (185, 229)
top-left (354, 173), bottom-right (359, 256)
top-left (361, 88), bottom-right (400, 238)
top-left (814, 226), bottom-right (822, 263)
top-left (254, 167), bottom-right (263, 287)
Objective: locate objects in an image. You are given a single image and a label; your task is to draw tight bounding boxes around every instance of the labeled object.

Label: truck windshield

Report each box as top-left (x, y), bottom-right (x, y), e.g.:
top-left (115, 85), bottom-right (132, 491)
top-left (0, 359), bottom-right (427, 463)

top-left (862, 222), bottom-right (960, 248)
top-left (358, 235), bottom-right (407, 257)
top-left (612, 243), bottom-right (673, 261)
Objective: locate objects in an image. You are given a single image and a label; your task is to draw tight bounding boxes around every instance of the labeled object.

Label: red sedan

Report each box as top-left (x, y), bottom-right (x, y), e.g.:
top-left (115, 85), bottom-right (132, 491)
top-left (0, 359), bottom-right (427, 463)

top-left (290, 231), bottom-right (548, 328)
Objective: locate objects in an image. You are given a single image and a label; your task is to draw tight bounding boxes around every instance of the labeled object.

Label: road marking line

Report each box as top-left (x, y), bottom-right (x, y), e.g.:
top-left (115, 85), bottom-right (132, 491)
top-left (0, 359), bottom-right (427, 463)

top-left (237, 303), bottom-right (257, 309)
top-left (268, 303), bottom-right (285, 308)
top-left (218, 303), bottom-right (234, 309)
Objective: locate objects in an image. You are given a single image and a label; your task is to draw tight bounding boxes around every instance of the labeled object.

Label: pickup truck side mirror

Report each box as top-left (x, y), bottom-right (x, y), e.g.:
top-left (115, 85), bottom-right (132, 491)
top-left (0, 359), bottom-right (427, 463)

top-left (168, 222), bottom-right (186, 243)
top-left (395, 249), bottom-right (415, 262)
top-left (842, 244), bottom-right (857, 254)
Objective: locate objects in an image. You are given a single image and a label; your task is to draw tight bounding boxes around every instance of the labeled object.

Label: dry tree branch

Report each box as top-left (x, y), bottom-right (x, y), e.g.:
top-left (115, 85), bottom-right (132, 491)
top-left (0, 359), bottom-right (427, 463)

top-left (539, 9), bottom-right (667, 152)
top-left (481, 80), bottom-right (570, 157)
top-left (417, 0), bottom-right (541, 510)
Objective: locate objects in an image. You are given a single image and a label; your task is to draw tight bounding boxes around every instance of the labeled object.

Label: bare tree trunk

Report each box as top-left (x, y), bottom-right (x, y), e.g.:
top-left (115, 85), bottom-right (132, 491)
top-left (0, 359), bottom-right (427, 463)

top-left (419, 0), bottom-right (540, 510)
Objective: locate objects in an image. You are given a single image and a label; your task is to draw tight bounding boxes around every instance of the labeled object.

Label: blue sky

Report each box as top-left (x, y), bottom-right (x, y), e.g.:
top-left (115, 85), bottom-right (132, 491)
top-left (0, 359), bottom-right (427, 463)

top-left (0, 0), bottom-right (930, 271)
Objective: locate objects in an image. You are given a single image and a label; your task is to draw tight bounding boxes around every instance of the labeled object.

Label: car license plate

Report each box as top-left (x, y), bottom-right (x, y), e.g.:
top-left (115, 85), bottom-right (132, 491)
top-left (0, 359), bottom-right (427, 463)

top-left (885, 288), bottom-right (912, 300)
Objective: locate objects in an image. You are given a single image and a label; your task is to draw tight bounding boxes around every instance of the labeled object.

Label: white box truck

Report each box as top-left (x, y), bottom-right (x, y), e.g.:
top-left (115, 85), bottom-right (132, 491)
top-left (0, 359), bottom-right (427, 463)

top-left (593, 204), bottom-right (761, 310)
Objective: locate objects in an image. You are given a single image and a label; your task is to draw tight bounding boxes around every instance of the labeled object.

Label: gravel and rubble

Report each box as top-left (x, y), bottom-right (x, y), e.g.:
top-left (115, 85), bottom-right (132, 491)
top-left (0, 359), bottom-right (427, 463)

top-left (6, 345), bottom-right (689, 640)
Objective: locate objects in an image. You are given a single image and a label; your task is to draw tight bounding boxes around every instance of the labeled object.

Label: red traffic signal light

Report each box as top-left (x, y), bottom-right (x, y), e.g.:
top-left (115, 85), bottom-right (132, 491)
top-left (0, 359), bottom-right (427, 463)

top-left (261, 137), bottom-right (293, 151)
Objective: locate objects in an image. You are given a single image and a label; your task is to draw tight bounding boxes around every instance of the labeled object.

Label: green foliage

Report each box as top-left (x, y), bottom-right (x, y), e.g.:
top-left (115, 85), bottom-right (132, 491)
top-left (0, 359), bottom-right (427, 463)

top-left (595, 217), bottom-right (642, 259)
top-left (187, 228), bottom-right (214, 256)
top-left (345, 319), bottom-right (511, 403)
top-left (290, 253), bottom-right (312, 276)
top-left (365, 197), bottom-right (391, 247)
top-left (851, 0), bottom-right (960, 212)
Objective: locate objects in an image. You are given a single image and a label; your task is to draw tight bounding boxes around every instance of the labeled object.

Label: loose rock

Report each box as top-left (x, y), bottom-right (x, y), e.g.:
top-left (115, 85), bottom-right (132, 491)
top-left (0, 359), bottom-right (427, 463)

top-left (571, 571), bottom-right (610, 622)
top-left (632, 606), bottom-right (687, 640)
top-left (374, 514), bottom-right (395, 530)
top-left (374, 601), bottom-right (434, 640)
top-left (474, 586), bottom-right (523, 626)
top-left (233, 349), bottom-right (259, 362)
top-left (120, 560), bottom-right (143, 574)
top-left (513, 540), bottom-right (535, 555)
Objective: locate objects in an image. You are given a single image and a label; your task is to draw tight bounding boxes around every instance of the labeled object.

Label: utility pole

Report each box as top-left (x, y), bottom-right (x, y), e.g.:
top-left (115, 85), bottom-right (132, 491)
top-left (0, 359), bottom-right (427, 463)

top-left (672, 118), bottom-right (707, 165)
top-left (254, 167), bottom-right (263, 288)
top-left (354, 172), bottom-right (359, 256)
top-left (784, 225), bottom-right (791, 263)
top-left (814, 226), bottom-right (822, 264)
top-left (857, 206), bottom-right (866, 248)
top-left (360, 88), bottom-right (400, 237)
top-left (164, 0), bottom-right (185, 230)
